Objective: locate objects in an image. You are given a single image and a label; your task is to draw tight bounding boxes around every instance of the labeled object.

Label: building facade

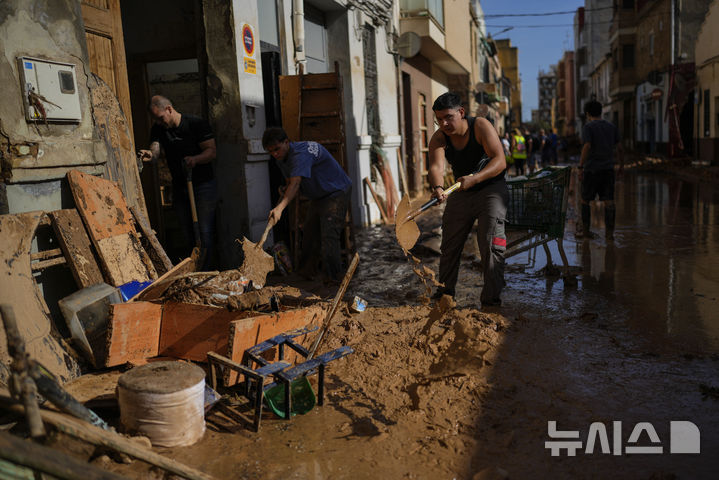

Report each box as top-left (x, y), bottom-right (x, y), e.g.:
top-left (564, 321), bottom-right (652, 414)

top-left (537, 67), bottom-right (557, 129)
top-left (694, 0), bottom-right (719, 164)
top-left (495, 38), bottom-right (521, 128)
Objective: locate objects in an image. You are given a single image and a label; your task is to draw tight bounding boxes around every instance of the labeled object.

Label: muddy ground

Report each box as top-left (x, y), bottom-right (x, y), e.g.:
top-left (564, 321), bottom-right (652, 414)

top-left (54, 168), bottom-right (719, 479)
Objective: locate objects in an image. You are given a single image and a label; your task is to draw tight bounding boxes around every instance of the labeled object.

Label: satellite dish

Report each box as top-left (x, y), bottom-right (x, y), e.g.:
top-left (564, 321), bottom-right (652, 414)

top-left (397, 32), bottom-right (421, 59)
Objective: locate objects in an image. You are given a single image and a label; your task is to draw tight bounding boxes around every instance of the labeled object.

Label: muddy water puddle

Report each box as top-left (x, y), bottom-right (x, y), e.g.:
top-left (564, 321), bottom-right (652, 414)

top-left (498, 171), bottom-right (719, 354)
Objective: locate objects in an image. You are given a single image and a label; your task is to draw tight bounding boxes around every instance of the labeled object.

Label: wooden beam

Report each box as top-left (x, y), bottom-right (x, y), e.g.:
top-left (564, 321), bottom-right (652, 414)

top-left (30, 248), bottom-right (63, 261)
top-left (49, 209), bottom-right (105, 289)
top-left (130, 254), bottom-right (196, 302)
top-left (0, 398), bottom-right (218, 480)
top-left (30, 256), bottom-right (67, 271)
top-left (0, 431), bottom-right (129, 480)
top-left (130, 206), bottom-right (172, 275)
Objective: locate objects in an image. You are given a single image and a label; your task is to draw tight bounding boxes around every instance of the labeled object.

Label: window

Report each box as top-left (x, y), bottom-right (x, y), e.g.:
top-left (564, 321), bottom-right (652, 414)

top-left (622, 44), bottom-right (634, 68)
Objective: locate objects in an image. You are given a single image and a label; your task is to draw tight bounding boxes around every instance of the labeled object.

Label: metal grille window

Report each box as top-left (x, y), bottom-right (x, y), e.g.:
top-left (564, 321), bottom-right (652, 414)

top-left (362, 25), bottom-right (380, 140)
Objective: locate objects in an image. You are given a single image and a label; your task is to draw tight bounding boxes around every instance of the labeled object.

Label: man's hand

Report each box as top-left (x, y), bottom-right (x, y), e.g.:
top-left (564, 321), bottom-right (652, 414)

top-left (268, 206), bottom-right (283, 225)
top-left (457, 175), bottom-right (477, 191)
top-left (138, 149), bottom-right (153, 162)
top-left (184, 156), bottom-right (196, 169)
top-left (431, 186), bottom-right (447, 204)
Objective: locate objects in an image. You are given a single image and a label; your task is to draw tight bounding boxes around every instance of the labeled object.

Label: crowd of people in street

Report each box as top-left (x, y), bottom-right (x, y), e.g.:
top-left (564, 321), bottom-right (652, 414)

top-left (501, 125), bottom-right (563, 177)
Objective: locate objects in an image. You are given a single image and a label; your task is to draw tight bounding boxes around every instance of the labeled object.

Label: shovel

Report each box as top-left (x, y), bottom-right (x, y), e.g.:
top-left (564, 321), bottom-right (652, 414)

top-left (236, 218), bottom-right (276, 288)
top-left (395, 157), bottom-right (489, 252)
top-left (183, 162), bottom-right (206, 268)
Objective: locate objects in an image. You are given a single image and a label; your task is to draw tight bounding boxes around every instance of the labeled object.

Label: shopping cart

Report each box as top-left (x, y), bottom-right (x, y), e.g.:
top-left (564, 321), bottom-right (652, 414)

top-left (505, 166), bottom-right (571, 271)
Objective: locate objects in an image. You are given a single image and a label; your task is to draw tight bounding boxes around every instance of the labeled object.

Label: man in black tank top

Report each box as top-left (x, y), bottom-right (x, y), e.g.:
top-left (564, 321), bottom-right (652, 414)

top-left (428, 92), bottom-right (509, 307)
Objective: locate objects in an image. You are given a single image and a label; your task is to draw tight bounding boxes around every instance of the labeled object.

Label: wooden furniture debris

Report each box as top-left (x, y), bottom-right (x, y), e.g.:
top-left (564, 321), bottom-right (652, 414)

top-left (279, 68), bottom-right (356, 264)
top-left (130, 206), bottom-right (172, 276)
top-left (225, 304), bottom-right (324, 385)
top-left (48, 209), bottom-right (105, 288)
top-left (129, 251), bottom-right (197, 302)
top-left (67, 170), bottom-right (157, 287)
top-left (0, 431), bottom-right (129, 480)
top-left (104, 302), bottom-right (162, 367)
top-left (158, 302), bottom-right (253, 362)
top-left (0, 397), bottom-right (218, 480)
top-left (0, 212), bottom-right (80, 384)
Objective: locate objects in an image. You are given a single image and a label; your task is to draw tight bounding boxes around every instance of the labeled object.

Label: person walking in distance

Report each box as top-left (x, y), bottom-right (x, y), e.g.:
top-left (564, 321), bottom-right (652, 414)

top-left (578, 100), bottom-right (624, 240)
top-left (428, 92), bottom-right (509, 307)
top-left (510, 129), bottom-right (527, 176)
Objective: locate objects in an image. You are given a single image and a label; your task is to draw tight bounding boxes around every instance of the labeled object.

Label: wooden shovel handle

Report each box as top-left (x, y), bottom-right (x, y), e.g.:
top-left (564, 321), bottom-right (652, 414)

top-left (256, 218), bottom-right (276, 249)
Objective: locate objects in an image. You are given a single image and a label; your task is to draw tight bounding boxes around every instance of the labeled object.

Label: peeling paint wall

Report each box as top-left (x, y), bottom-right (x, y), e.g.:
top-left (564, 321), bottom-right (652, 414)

top-left (0, 0), bottom-right (107, 214)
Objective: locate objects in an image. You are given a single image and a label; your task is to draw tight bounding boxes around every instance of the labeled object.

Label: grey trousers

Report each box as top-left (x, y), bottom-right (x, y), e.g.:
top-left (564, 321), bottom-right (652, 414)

top-left (439, 184), bottom-right (508, 302)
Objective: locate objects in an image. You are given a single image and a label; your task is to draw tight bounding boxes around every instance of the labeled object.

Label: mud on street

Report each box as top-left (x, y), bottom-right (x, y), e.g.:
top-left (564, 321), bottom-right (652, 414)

top-left (54, 168), bottom-right (717, 480)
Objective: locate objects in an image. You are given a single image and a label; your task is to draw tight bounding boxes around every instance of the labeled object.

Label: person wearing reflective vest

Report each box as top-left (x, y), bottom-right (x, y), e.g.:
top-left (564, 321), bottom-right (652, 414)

top-left (511, 128), bottom-right (527, 176)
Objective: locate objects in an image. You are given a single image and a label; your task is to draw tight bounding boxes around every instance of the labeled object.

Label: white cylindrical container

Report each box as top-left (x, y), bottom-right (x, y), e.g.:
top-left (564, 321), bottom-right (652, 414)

top-left (118, 361), bottom-right (206, 447)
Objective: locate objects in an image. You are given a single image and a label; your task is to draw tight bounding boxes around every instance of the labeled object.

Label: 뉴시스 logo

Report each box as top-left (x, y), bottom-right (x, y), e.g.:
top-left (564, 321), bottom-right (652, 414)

top-left (545, 421), bottom-right (700, 456)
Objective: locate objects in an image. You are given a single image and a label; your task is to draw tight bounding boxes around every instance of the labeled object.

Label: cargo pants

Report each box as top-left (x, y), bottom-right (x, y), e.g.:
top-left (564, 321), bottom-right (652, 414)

top-left (438, 183), bottom-right (508, 304)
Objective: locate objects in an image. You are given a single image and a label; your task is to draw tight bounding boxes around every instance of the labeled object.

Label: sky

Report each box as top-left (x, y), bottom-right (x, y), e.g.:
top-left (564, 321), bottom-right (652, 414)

top-left (480, 0), bottom-right (585, 122)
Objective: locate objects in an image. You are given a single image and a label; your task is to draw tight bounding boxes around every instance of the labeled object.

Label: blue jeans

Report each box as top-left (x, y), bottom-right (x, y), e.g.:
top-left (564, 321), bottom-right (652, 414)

top-left (173, 178), bottom-right (218, 270)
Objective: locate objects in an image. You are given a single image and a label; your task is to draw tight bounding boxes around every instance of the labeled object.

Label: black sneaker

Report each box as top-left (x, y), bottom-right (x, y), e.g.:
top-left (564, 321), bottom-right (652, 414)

top-left (481, 298), bottom-right (502, 307)
top-left (431, 289), bottom-right (454, 300)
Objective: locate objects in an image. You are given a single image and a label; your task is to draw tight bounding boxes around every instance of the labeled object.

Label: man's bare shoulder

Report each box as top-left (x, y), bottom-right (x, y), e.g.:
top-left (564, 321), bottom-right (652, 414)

top-left (429, 129), bottom-right (446, 149)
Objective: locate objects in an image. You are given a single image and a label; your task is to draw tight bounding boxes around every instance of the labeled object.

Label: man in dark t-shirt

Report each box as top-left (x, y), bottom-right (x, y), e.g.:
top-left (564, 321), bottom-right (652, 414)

top-left (139, 95), bottom-right (218, 269)
top-left (428, 92), bottom-right (508, 308)
top-left (578, 100), bottom-right (624, 240)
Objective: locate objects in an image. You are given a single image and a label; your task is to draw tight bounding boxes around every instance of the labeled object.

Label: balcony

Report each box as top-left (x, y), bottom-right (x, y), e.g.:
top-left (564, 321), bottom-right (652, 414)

top-left (400, 0), bottom-right (468, 75)
top-left (401, 0), bottom-right (444, 28)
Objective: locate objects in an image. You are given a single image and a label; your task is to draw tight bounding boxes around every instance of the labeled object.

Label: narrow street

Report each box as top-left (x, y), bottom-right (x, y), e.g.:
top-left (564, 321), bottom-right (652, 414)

top-left (77, 167), bottom-right (718, 480)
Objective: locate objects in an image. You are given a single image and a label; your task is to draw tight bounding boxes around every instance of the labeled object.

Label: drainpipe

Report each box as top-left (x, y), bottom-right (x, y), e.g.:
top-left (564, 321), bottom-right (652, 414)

top-left (670, 0), bottom-right (675, 67)
top-left (293, 0), bottom-right (306, 72)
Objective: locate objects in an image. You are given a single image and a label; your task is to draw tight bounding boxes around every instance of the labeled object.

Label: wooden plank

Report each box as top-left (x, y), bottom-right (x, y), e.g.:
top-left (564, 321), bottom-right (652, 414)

top-left (95, 233), bottom-right (156, 286)
top-left (159, 303), bottom-right (258, 362)
top-left (30, 248), bottom-right (63, 261)
top-left (130, 206), bottom-right (171, 275)
top-left (105, 302), bottom-right (162, 367)
top-left (30, 256), bottom-right (66, 271)
top-left (49, 209), bottom-right (104, 289)
top-left (85, 33), bottom-right (116, 92)
top-left (67, 170), bottom-right (155, 286)
top-left (0, 399), bottom-right (218, 480)
top-left (66, 170), bottom-right (134, 240)
top-left (130, 255), bottom-right (196, 302)
top-left (225, 304), bottom-right (324, 385)
top-left (0, 431), bottom-right (129, 480)
top-left (279, 75), bottom-right (301, 141)
top-left (0, 212), bottom-right (80, 384)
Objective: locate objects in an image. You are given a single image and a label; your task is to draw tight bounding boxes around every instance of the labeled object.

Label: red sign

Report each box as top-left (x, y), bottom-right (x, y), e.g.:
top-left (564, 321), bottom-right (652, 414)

top-left (242, 24), bottom-right (254, 56)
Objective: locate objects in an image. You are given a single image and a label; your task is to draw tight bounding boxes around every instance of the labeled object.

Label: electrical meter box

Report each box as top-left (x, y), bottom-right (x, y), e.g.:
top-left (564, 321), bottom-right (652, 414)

top-left (18, 57), bottom-right (82, 122)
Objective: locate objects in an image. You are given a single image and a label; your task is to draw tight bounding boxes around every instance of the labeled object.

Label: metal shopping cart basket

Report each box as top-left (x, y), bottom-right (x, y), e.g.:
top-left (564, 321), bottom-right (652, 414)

top-left (505, 166), bottom-right (571, 270)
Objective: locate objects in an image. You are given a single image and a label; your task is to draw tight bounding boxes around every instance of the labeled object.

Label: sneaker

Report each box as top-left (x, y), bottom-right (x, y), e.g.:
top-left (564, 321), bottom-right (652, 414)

top-left (431, 288), bottom-right (454, 300)
top-left (481, 298), bottom-right (502, 307)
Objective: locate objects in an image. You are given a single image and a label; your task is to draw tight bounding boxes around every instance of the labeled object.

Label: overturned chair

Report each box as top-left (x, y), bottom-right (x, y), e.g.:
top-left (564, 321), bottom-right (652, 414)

top-left (206, 325), bottom-right (353, 431)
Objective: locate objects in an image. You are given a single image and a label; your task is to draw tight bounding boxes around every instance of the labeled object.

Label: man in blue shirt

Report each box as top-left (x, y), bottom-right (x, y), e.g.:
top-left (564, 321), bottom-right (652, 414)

top-left (262, 127), bottom-right (352, 282)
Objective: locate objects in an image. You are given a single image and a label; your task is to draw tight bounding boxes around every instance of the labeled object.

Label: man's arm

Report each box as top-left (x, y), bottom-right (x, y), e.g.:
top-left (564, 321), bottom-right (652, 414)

top-left (184, 138), bottom-right (216, 168)
top-left (427, 130), bottom-right (447, 202)
top-left (268, 176), bottom-right (301, 223)
top-left (457, 118), bottom-right (506, 190)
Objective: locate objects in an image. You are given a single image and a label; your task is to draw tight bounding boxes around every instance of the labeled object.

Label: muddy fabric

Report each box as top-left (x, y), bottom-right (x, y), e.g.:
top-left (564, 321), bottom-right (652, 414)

top-left (299, 187), bottom-right (350, 281)
top-left (439, 184), bottom-right (508, 304)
